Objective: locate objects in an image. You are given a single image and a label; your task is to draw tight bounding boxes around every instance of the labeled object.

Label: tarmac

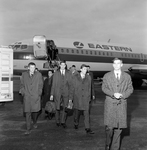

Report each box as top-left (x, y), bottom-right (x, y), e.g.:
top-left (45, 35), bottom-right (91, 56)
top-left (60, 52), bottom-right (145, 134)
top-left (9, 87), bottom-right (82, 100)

top-left (0, 84), bottom-right (147, 150)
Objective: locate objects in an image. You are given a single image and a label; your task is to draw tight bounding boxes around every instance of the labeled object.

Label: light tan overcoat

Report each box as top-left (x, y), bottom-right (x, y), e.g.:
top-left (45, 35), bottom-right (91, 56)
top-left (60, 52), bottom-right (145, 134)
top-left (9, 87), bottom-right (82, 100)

top-left (102, 71), bottom-right (133, 128)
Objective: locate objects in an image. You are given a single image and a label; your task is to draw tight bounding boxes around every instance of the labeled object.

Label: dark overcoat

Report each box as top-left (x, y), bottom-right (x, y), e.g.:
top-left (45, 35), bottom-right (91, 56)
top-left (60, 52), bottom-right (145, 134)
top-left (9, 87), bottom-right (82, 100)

top-left (88, 71), bottom-right (95, 98)
top-left (20, 71), bottom-right (43, 112)
top-left (51, 70), bottom-right (71, 110)
top-left (102, 71), bottom-right (133, 128)
top-left (70, 73), bottom-right (91, 110)
top-left (42, 76), bottom-right (53, 108)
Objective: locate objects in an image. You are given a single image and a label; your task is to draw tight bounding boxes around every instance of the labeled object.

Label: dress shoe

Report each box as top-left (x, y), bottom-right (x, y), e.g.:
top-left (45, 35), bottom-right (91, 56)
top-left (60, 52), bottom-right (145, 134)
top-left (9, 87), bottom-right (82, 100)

top-left (24, 130), bottom-right (31, 135)
top-left (33, 124), bottom-right (38, 129)
top-left (85, 128), bottom-right (94, 134)
top-left (74, 125), bottom-right (78, 129)
top-left (48, 113), bottom-right (53, 120)
top-left (61, 123), bottom-right (67, 128)
top-left (105, 145), bottom-right (110, 150)
top-left (56, 123), bottom-right (61, 127)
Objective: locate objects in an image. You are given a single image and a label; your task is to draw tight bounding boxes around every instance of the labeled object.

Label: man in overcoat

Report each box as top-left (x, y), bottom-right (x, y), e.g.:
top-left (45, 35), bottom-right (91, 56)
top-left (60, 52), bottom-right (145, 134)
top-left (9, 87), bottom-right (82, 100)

top-left (42, 70), bottom-right (53, 119)
top-left (50, 60), bottom-right (71, 128)
top-left (102, 58), bottom-right (133, 150)
top-left (20, 62), bottom-right (43, 135)
top-left (69, 64), bottom-right (94, 134)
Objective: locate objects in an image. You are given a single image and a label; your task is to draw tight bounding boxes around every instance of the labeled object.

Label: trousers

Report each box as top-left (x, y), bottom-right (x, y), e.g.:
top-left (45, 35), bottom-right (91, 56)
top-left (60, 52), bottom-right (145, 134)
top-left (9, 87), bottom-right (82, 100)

top-left (25, 112), bottom-right (38, 130)
top-left (74, 109), bottom-right (90, 129)
top-left (55, 107), bottom-right (67, 124)
top-left (105, 126), bottom-right (122, 150)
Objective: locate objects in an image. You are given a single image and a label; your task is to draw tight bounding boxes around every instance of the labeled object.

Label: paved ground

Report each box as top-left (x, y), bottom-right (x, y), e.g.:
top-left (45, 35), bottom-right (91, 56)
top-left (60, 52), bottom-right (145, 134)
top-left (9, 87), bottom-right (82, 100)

top-left (0, 84), bottom-right (147, 150)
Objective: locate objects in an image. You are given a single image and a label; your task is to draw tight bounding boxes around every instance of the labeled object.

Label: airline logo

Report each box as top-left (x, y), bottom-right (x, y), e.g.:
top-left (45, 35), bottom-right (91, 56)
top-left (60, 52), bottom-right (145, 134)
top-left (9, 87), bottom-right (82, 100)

top-left (73, 42), bottom-right (84, 49)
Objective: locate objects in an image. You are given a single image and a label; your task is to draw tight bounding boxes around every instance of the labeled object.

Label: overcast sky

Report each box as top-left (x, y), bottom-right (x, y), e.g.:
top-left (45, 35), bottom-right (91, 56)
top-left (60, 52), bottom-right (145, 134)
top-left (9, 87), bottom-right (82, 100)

top-left (0, 0), bottom-right (147, 48)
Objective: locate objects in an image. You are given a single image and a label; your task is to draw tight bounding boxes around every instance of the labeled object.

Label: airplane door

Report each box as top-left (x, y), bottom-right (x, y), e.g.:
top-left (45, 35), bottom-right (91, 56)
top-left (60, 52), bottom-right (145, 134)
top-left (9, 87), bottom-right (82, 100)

top-left (33, 35), bottom-right (47, 58)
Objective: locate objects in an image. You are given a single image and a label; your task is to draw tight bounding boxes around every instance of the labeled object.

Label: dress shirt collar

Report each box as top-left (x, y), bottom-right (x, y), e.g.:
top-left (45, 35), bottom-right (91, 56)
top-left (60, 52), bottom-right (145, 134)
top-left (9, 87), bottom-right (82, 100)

top-left (114, 70), bottom-right (121, 79)
top-left (60, 69), bottom-right (65, 75)
top-left (29, 71), bottom-right (35, 77)
top-left (80, 73), bottom-right (85, 79)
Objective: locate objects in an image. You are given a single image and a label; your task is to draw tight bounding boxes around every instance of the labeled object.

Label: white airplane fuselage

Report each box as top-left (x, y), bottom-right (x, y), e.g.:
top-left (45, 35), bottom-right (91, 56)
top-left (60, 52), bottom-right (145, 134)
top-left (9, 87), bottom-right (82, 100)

top-left (11, 36), bottom-right (147, 88)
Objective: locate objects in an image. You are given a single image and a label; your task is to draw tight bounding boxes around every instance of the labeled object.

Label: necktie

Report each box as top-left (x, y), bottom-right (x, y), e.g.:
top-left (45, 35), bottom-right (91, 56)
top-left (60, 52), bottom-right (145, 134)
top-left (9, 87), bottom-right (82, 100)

top-left (61, 70), bottom-right (64, 76)
top-left (81, 75), bottom-right (85, 79)
top-left (116, 73), bottom-right (119, 81)
top-left (30, 74), bottom-right (33, 78)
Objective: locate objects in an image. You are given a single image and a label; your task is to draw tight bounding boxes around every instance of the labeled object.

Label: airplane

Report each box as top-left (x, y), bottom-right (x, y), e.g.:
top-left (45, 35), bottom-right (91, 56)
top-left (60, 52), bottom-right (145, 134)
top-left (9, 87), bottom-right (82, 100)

top-left (9, 35), bottom-right (147, 88)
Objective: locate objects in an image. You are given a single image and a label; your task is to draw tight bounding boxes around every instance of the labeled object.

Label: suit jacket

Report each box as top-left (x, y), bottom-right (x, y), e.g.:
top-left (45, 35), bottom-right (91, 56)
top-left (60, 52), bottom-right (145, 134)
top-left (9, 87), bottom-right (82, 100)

top-left (70, 73), bottom-right (91, 110)
top-left (51, 70), bottom-right (72, 109)
top-left (102, 71), bottom-right (133, 128)
top-left (20, 71), bottom-right (43, 112)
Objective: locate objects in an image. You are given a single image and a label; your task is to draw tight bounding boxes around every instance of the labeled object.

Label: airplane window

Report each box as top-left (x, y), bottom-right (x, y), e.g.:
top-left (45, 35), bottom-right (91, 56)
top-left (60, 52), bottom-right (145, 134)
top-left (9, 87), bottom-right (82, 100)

top-left (107, 52), bottom-right (109, 56)
top-left (103, 52), bottom-right (105, 55)
top-left (77, 50), bottom-right (79, 53)
top-left (86, 51), bottom-right (88, 54)
top-left (61, 49), bottom-right (64, 52)
top-left (13, 45), bottom-right (21, 50)
top-left (99, 52), bottom-right (101, 55)
top-left (21, 45), bottom-right (27, 49)
top-left (95, 51), bottom-right (97, 55)
top-left (72, 49), bottom-right (74, 53)
top-left (81, 50), bottom-right (83, 54)
top-left (90, 51), bottom-right (92, 55)
top-left (66, 49), bottom-right (69, 53)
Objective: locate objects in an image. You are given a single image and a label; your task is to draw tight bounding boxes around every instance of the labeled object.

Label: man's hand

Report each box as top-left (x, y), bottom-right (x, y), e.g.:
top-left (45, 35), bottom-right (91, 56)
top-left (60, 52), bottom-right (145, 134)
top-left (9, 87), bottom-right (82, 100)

top-left (67, 100), bottom-right (73, 109)
top-left (50, 95), bottom-right (53, 101)
top-left (114, 93), bottom-right (123, 99)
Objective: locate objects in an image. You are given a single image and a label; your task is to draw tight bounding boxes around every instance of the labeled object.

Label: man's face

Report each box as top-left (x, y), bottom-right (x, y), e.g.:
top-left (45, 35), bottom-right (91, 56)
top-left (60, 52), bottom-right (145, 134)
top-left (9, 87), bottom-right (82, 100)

top-left (48, 71), bottom-right (53, 78)
top-left (81, 67), bottom-right (87, 75)
top-left (113, 60), bottom-right (123, 71)
top-left (60, 62), bottom-right (66, 70)
top-left (71, 67), bottom-right (75, 72)
top-left (28, 65), bottom-right (36, 74)
top-left (54, 66), bottom-right (58, 70)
